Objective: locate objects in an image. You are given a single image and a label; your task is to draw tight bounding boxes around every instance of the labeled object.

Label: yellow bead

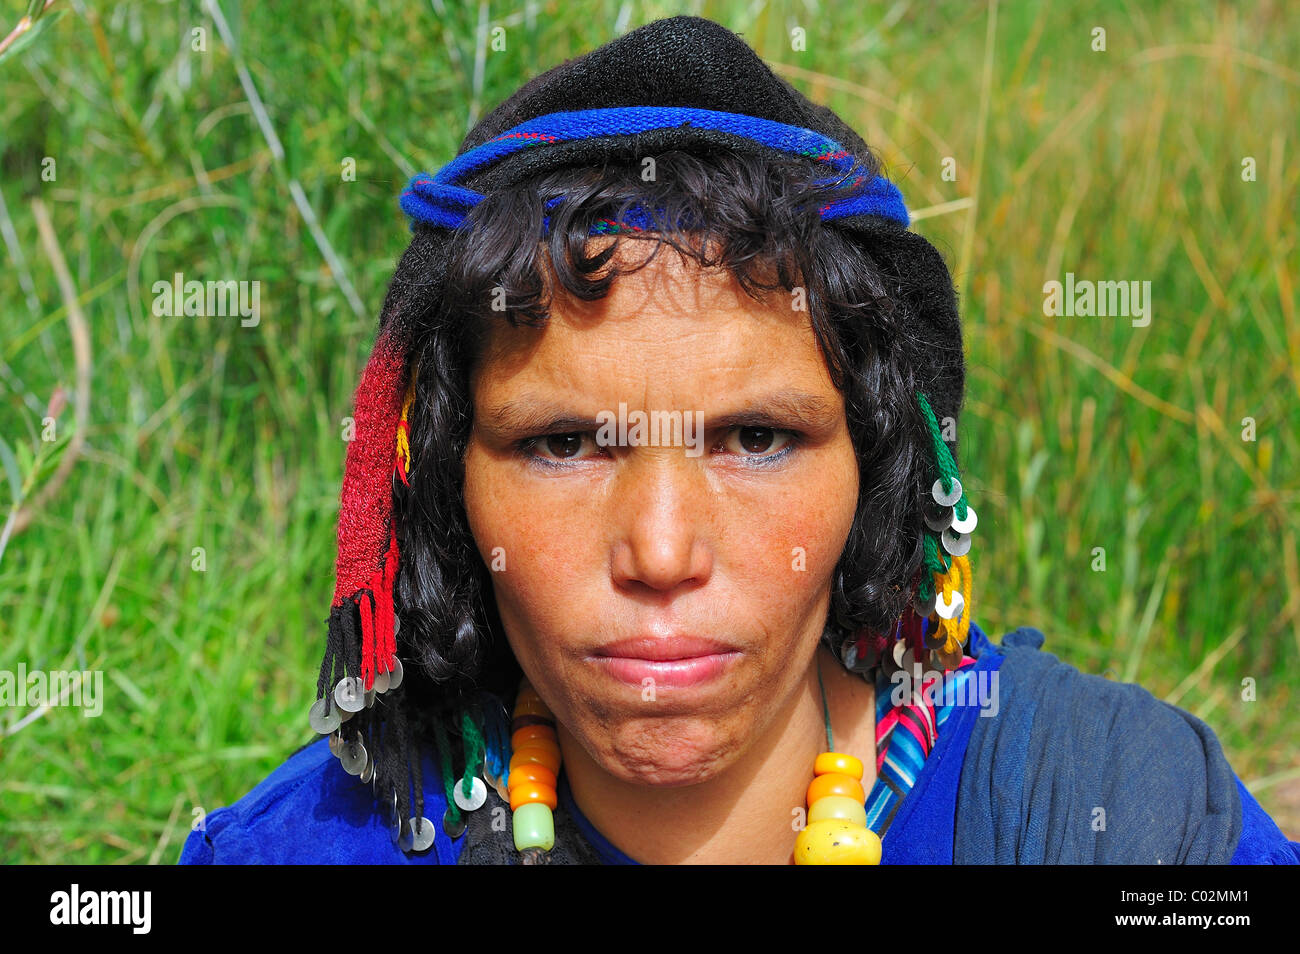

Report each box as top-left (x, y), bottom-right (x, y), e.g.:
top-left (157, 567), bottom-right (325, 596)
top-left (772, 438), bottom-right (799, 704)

top-left (808, 795), bottom-right (868, 827)
top-left (814, 752), bottom-right (864, 781)
top-left (794, 819), bottom-right (882, 865)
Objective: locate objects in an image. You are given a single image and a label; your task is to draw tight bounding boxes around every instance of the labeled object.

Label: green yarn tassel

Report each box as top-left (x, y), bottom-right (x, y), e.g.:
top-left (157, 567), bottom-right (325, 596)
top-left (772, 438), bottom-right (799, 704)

top-left (432, 718), bottom-right (461, 826)
top-left (915, 391), bottom-right (968, 520)
top-left (460, 706), bottom-right (486, 800)
top-left (917, 534), bottom-right (950, 601)
top-left (432, 705), bottom-right (489, 827)
top-left (914, 390), bottom-right (967, 602)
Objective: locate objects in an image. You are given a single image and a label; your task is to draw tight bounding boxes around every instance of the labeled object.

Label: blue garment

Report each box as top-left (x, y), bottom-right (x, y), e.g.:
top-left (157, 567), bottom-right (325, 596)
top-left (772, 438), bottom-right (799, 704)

top-left (178, 623), bottom-right (1299, 864)
top-left (954, 627), bottom-right (1293, 863)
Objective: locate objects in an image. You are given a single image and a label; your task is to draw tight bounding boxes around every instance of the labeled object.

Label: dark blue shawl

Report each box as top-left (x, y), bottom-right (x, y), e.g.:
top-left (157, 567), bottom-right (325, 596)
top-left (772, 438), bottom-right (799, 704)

top-left (952, 627), bottom-right (1261, 863)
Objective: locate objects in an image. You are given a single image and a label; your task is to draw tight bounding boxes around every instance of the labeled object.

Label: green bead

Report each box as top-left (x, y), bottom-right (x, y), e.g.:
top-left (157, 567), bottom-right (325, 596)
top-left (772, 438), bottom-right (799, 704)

top-left (512, 802), bottom-right (555, 851)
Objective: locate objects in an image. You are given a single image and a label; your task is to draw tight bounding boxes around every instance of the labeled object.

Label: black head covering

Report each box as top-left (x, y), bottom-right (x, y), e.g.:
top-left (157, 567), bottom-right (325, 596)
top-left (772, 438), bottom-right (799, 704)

top-left (393, 14), bottom-right (965, 451)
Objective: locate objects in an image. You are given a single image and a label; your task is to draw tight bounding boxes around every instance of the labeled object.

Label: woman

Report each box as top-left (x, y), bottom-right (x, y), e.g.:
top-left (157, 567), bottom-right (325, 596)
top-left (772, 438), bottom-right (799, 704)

top-left (179, 15), bottom-right (1297, 865)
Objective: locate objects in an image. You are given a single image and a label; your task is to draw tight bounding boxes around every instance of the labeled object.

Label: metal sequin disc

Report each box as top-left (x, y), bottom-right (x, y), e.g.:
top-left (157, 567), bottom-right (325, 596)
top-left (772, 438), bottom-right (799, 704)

top-left (484, 756), bottom-right (510, 803)
top-left (364, 688), bottom-right (376, 709)
top-left (393, 615), bottom-right (401, 636)
top-left (441, 806), bottom-right (467, 840)
top-left (452, 775), bottom-right (487, 812)
top-left (338, 705), bottom-right (354, 723)
top-left (922, 500), bottom-right (954, 532)
top-left (950, 503), bottom-right (977, 535)
top-left (360, 756), bottom-right (375, 784)
top-left (941, 527), bottom-right (972, 557)
top-left (334, 676), bottom-right (365, 713)
top-left (308, 698), bottom-right (340, 735)
top-left (892, 638), bottom-right (909, 669)
top-left (482, 764), bottom-right (502, 800)
top-left (923, 627), bottom-right (947, 650)
top-left (372, 670), bottom-right (390, 694)
top-left (387, 657), bottom-right (404, 691)
top-left (931, 476), bottom-right (963, 507)
top-left (410, 816), bottom-right (436, 852)
top-left (340, 737), bottom-right (368, 775)
top-left (397, 818), bottom-right (414, 852)
top-left (934, 589), bottom-right (965, 620)
top-left (389, 792), bottom-right (402, 846)
top-left (913, 591), bottom-right (937, 618)
top-left (892, 643), bottom-right (921, 681)
top-left (328, 729), bottom-right (345, 757)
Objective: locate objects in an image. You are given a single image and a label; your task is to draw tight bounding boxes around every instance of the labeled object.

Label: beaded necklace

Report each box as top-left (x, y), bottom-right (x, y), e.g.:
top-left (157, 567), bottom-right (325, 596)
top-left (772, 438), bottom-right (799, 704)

top-left (504, 681), bottom-right (563, 863)
top-left (501, 652), bottom-right (881, 865)
top-left (794, 654), bottom-right (882, 864)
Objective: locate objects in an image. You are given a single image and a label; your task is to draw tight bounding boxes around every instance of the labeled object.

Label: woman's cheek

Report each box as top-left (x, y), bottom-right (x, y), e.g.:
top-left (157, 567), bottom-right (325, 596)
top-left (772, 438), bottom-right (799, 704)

top-left (740, 504), bottom-right (847, 598)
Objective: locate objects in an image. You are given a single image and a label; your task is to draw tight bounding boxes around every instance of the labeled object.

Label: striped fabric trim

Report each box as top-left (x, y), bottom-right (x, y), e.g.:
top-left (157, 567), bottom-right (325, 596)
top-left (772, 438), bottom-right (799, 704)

top-left (864, 655), bottom-right (979, 836)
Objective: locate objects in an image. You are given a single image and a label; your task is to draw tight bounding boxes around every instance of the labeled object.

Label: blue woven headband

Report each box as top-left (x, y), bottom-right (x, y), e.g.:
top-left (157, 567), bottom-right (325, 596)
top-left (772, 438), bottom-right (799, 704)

top-left (399, 106), bottom-right (909, 234)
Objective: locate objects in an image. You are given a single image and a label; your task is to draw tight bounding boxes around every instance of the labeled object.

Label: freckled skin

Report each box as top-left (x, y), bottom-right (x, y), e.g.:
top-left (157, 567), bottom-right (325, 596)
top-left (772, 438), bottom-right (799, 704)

top-left (461, 240), bottom-right (872, 864)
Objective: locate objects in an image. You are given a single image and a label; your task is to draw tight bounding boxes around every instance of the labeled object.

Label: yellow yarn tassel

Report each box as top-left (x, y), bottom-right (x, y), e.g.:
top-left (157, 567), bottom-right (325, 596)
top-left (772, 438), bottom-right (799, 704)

top-left (929, 552), bottom-right (973, 669)
top-left (395, 364), bottom-right (417, 475)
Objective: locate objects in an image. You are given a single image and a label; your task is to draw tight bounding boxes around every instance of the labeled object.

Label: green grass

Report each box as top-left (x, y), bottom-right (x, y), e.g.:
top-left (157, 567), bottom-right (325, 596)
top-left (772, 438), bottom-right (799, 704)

top-left (1, 0), bottom-right (1297, 863)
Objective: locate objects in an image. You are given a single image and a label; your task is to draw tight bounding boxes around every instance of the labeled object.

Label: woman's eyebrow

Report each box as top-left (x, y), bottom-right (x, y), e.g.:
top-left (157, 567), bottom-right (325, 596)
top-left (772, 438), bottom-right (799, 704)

top-left (705, 390), bottom-right (840, 431)
top-left (477, 397), bottom-right (600, 438)
top-left (478, 389), bottom-right (840, 437)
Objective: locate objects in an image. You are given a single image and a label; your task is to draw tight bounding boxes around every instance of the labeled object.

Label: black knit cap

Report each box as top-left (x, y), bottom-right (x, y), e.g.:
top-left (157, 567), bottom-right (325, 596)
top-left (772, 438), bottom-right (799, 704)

top-left (389, 14), bottom-right (965, 454)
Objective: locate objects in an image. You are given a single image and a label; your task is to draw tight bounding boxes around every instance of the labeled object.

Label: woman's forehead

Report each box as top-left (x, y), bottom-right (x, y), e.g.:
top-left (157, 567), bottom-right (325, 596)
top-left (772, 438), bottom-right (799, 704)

top-left (469, 241), bottom-right (832, 404)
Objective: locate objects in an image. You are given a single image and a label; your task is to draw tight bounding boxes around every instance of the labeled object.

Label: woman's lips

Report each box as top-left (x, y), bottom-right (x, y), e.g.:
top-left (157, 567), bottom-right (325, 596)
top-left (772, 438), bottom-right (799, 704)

top-left (589, 651), bottom-right (741, 689)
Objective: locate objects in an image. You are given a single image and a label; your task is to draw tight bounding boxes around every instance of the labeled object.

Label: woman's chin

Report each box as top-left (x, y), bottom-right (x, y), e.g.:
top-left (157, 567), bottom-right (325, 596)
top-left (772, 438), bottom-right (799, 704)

top-left (583, 719), bottom-right (741, 788)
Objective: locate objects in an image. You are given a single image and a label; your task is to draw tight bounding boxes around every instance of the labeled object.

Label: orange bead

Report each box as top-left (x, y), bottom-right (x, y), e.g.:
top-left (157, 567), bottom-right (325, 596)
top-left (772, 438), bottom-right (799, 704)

top-left (814, 752), bottom-right (864, 781)
top-left (516, 742), bottom-right (562, 772)
top-left (509, 782), bottom-right (558, 811)
top-left (515, 736), bottom-right (561, 761)
top-left (510, 744), bottom-right (561, 775)
top-left (511, 725), bottom-right (556, 749)
top-left (807, 772), bottom-right (865, 805)
top-left (506, 763), bottom-right (557, 792)
top-left (513, 695), bottom-right (551, 719)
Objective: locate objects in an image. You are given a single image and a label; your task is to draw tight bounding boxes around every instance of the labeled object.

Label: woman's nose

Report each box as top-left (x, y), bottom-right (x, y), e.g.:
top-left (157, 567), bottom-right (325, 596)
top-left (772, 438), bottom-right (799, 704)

top-left (608, 451), bottom-right (714, 595)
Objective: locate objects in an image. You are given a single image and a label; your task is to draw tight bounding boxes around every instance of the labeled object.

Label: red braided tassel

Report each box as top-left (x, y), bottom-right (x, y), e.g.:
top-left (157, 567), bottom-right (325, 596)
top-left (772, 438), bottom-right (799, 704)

top-left (359, 588), bottom-right (376, 689)
top-left (902, 607), bottom-right (925, 655)
top-left (356, 526), bottom-right (402, 689)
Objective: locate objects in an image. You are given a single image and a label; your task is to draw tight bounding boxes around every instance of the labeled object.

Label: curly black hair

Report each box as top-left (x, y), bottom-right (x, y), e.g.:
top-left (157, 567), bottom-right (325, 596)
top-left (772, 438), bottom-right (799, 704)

top-left (378, 146), bottom-right (953, 780)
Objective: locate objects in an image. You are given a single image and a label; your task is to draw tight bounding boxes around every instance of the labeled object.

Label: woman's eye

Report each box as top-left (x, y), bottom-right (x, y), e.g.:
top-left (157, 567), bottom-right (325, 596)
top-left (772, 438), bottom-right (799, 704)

top-left (721, 426), bottom-right (796, 458)
top-left (527, 432), bottom-right (595, 461)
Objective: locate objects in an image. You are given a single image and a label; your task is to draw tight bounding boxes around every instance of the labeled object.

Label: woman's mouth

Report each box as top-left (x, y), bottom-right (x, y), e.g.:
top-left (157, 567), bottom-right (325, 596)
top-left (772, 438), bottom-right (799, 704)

top-left (589, 636), bottom-right (742, 689)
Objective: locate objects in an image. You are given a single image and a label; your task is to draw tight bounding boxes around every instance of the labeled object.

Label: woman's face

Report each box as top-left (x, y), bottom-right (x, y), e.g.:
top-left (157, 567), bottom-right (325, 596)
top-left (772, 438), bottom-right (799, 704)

top-left (462, 241), bottom-right (859, 786)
